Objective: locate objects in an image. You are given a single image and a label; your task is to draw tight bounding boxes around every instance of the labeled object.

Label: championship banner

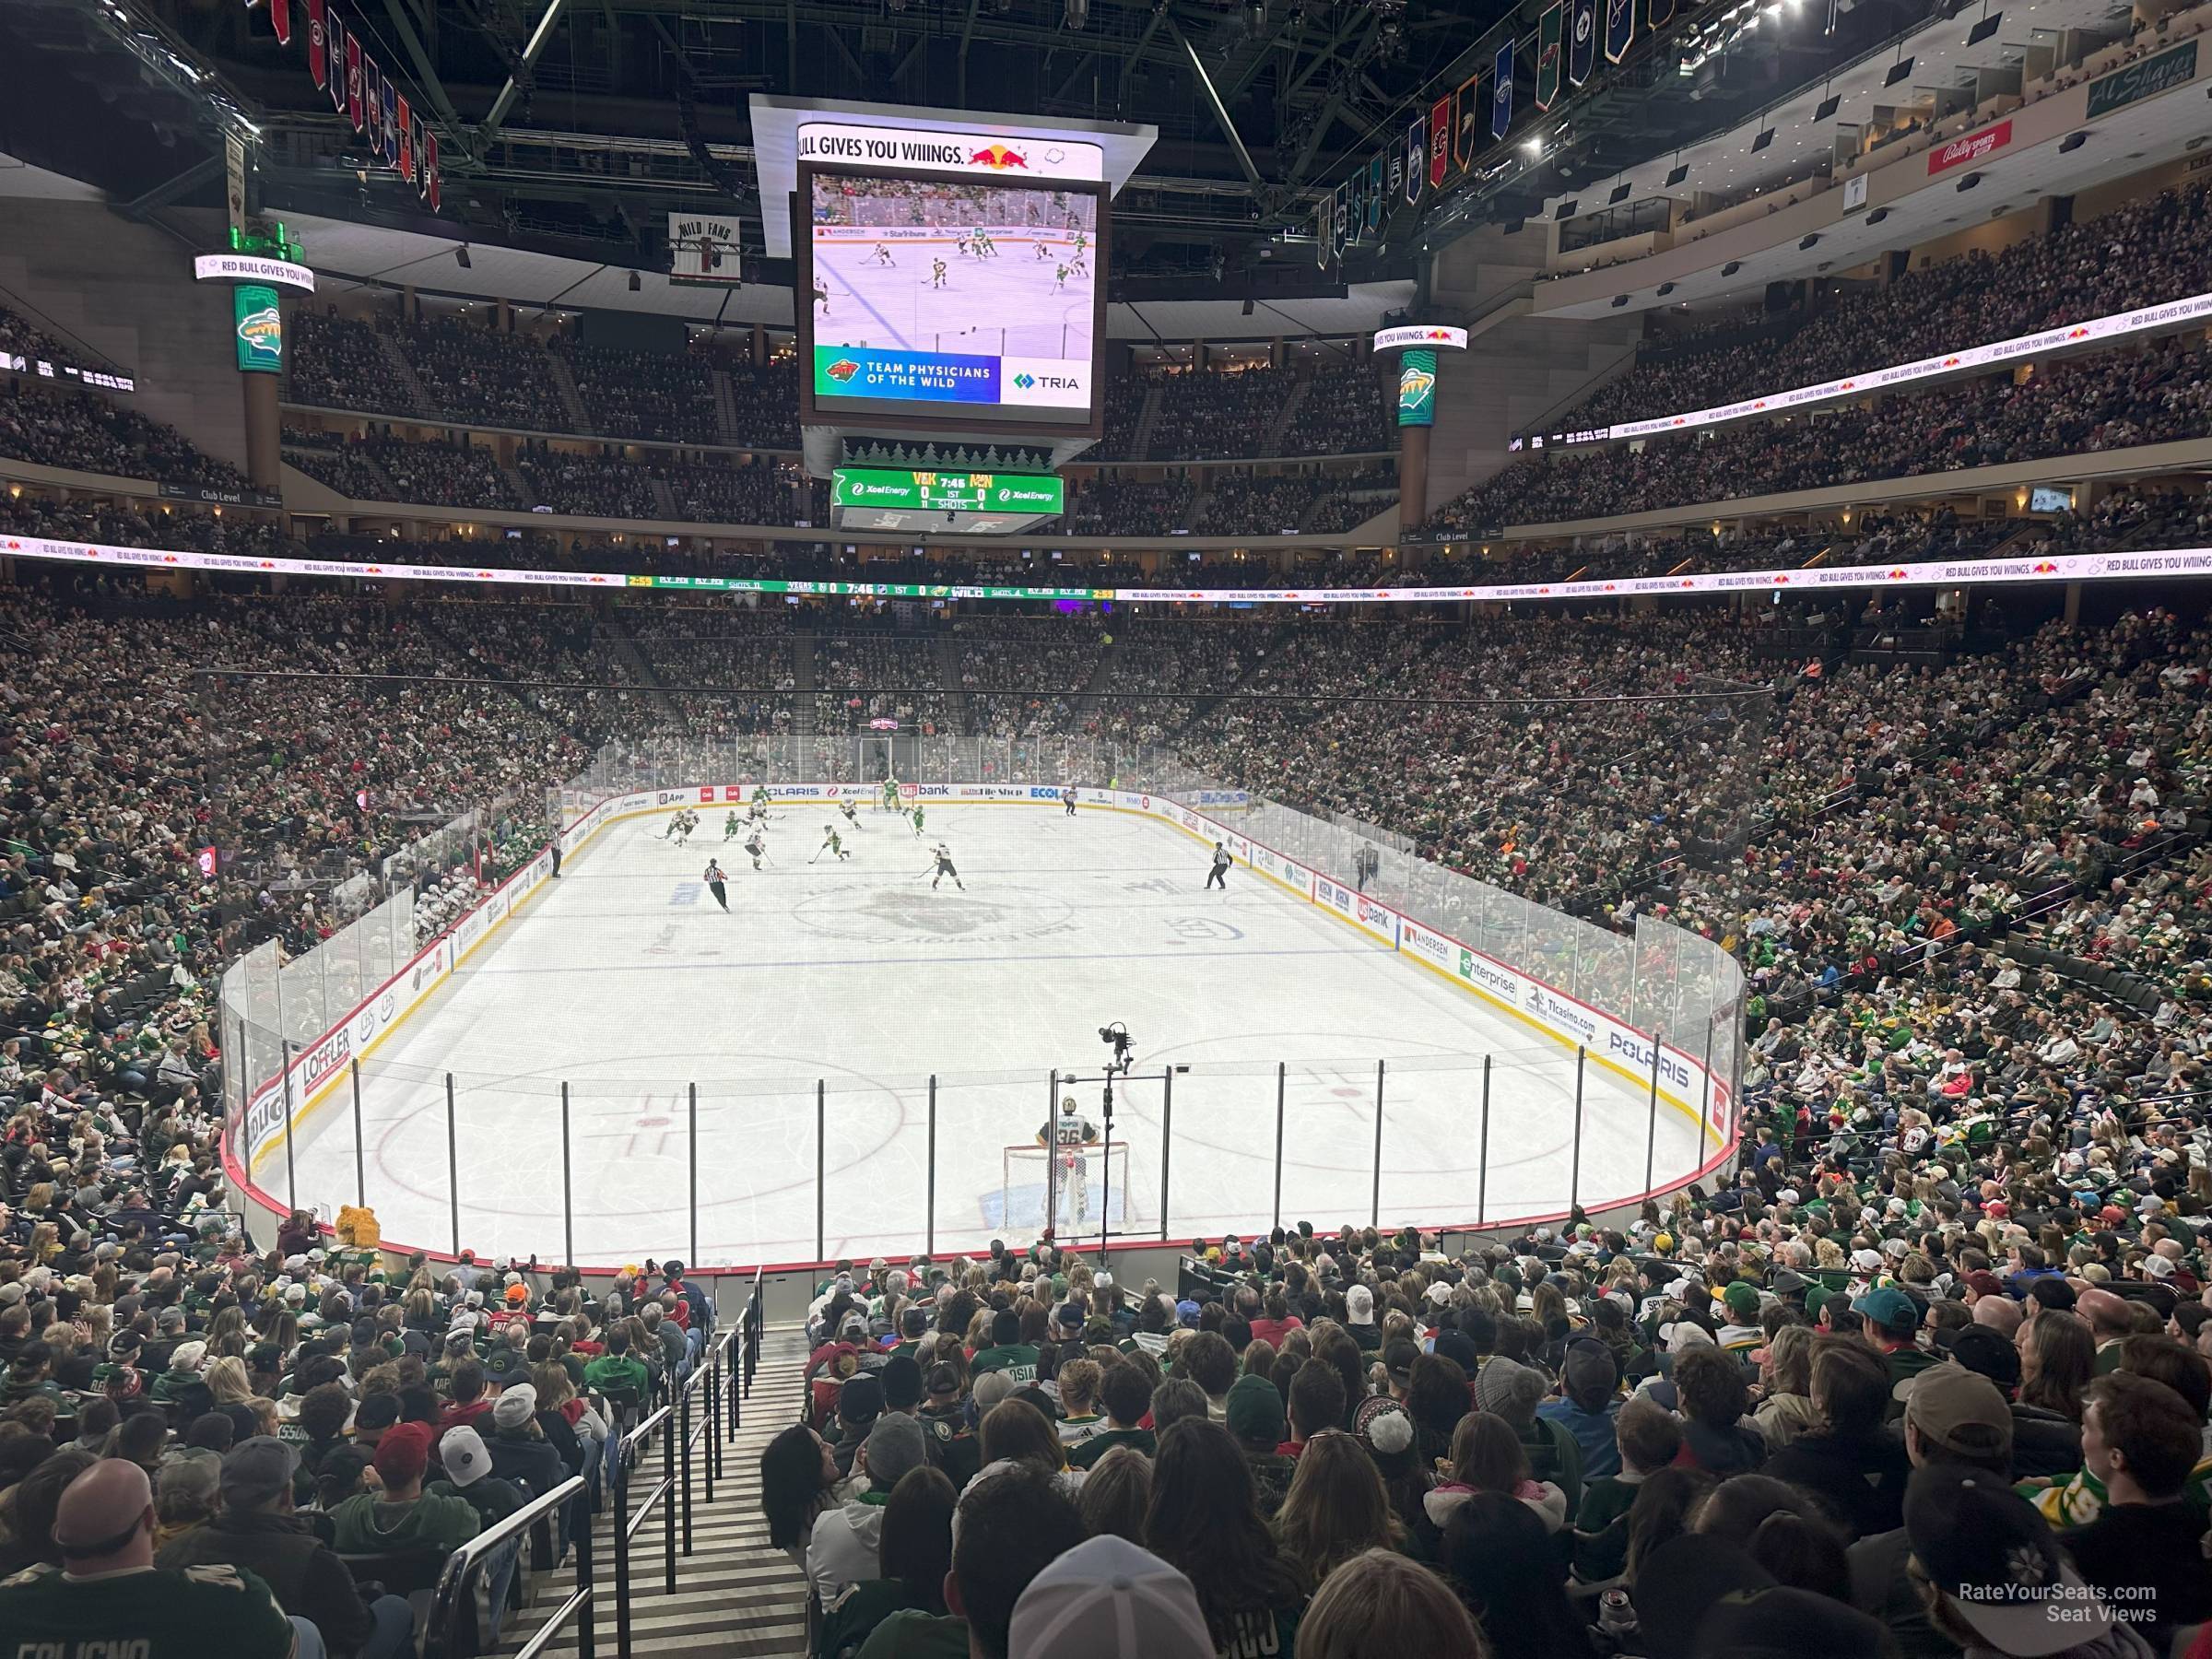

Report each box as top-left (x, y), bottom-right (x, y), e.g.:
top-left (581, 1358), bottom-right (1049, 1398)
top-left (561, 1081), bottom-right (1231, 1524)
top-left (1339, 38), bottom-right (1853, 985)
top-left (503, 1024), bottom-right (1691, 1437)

top-left (325, 11), bottom-right (346, 112)
top-left (1491, 41), bottom-right (1514, 139)
top-left (425, 130), bottom-right (441, 212)
top-left (1367, 156), bottom-right (1385, 233)
top-left (1606, 0), bottom-right (1635, 64)
top-left (367, 57), bottom-right (384, 158)
top-left (306, 0), bottom-right (326, 85)
top-left (1649, 0), bottom-right (1674, 26)
top-left (1571, 0), bottom-right (1597, 86)
top-left (381, 80), bottom-right (398, 170)
top-left (345, 31), bottom-right (362, 130)
top-left (396, 93), bottom-right (413, 182)
top-left (1388, 144), bottom-right (1405, 203)
top-left (1537, 3), bottom-right (1563, 109)
top-left (1430, 96), bottom-right (1452, 189)
top-left (1334, 182), bottom-right (1351, 252)
top-left (1405, 116), bottom-right (1425, 205)
top-left (1346, 168), bottom-right (1362, 244)
top-left (1315, 197), bottom-right (1330, 266)
top-left (268, 0), bottom-right (292, 46)
top-left (1454, 76), bottom-right (1482, 171)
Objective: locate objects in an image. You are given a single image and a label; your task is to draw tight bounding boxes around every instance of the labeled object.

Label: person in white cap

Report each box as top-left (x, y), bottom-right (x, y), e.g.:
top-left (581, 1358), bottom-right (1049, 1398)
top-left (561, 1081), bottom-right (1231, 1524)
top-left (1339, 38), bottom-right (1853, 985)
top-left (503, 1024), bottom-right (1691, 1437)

top-left (1006, 1535), bottom-right (1212, 1659)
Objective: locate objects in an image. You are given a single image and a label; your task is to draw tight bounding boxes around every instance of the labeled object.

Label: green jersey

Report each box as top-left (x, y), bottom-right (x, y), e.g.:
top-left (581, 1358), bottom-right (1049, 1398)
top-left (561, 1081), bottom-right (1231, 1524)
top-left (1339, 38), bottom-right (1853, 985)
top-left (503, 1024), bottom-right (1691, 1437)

top-left (0, 1560), bottom-right (297, 1659)
top-left (911, 808), bottom-right (925, 831)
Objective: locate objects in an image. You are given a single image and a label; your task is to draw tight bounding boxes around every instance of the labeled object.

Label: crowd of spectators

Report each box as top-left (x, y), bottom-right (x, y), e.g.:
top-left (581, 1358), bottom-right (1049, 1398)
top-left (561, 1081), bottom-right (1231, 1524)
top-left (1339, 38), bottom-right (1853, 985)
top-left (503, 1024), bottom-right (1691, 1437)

top-left (1433, 336), bottom-right (2212, 532)
top-left (512, 445), bottom-right (658, 520)
top-left (0, 382), bottom-right (251, 492)
top-left (285, 312), bottom-right (423, 418)
top-left (1064, 477), bottom-right (1195, 536)
top-left (553, 341), bottom-right (720, 445)
top-left (814, 634), bottom-right (950, 734)
top-left (1565, 178), bottom-right (2212, 433)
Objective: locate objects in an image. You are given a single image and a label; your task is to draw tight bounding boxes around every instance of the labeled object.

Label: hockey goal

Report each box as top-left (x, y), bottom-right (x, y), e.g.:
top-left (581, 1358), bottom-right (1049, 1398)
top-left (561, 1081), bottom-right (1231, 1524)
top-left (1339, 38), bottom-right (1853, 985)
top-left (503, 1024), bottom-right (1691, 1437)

top-left (1001, 1142), bottom-right (1140, 1235)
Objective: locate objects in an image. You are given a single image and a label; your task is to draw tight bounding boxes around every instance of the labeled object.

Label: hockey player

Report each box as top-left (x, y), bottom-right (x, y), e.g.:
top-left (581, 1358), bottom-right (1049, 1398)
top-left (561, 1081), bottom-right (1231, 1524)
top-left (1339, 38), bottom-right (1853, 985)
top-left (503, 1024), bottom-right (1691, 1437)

top-left (1053, 263), bottom-right (1069, 293)
top-left (931, 258), bottom-right (948, 290)
top-left (672, 811), bottom-right (695, 848)
top-left (752, 783), bottom-right (772, 811)
top-left (1033, 239), bottom-right (1053, 261)
top-left (879, 777), bottom-right (900, 814)
top-left (1035, 1096), bottom-right (1100, 1229)
top-left (724, 810), bottom-right (742, 841)
top-left (869, 243), bottom-right (896, 266)
top-left (747, 796), bottom-right (771, 827)
top-left (910, 805), bottom-right (927, 840)
top-left (1206, 841), bottom-right (1230, 889)
top-left (703, 858), bottom-right (730, 912)
top-left (744, 828), bottom-right (768, 871)
top-left (1067, 249), bottom-right (1088, 278)
top-left (814, 825), bottom-right (852, 864)
top-left (839, 799), bottom-right (862, 830)
top-left (812, 278), bottom-right (830, 314)
top-left (926, 843), bottom-right (964, 892)
top-left (1061, 786), bottom-right (1077, 817)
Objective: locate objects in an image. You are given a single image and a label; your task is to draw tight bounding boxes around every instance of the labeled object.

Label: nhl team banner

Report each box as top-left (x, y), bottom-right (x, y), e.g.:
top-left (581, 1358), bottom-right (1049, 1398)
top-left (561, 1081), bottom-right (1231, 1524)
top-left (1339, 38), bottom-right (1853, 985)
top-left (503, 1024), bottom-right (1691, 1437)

top-left (1454, 75), bottom-right (1483, 171)
top-left (1606, 0), bottom-right (1635, 64)
top-left (15, 531), bottom-right (2212, 606)
top-left (1388, 143), bottom-right (1405, 205)
top-left (1335, 182), bottom-right (1351, 252)
top-left (1491, 41), bottom-right (1514, 140)
top-left (1314, 197), bottom-right (1331, 266)
top-left (1367, 156), bottom-right (1385, 233)
top-left (1649, 0), bottom-right (1674, 27)
top-left (1537, 4), bottom-right (1563, 109)
top-left (264, 0), bottom-right (441, 212)
top-left (1405, 117), bottom-right (1426, 205)
top-left (1430, 96), bottom-right (1452, 189)
top-left (1571, 0), bottom-right (1597, 86)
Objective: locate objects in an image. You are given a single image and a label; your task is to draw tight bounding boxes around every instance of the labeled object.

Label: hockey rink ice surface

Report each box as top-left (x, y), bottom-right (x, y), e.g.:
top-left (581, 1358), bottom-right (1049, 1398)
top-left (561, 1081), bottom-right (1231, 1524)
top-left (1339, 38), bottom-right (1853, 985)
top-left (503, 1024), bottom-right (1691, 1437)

top-left (290, 806), bottom-right (1702, 1265)
top-left (812, 238), bottom-right (1094, 361)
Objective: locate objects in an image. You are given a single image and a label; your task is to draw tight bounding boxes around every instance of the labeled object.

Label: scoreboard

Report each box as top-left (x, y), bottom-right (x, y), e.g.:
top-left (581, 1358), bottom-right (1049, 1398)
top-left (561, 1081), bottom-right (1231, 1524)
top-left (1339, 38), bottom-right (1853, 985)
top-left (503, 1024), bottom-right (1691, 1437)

top-left (830, 466), bottom-right (1064, 535)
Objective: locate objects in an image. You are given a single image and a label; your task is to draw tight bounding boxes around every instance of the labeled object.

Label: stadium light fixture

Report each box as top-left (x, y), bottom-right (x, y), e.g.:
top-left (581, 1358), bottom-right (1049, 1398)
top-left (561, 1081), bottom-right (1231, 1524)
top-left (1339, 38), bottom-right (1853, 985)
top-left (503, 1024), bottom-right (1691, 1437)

top-left (454, 245), bottom-right (472, 268)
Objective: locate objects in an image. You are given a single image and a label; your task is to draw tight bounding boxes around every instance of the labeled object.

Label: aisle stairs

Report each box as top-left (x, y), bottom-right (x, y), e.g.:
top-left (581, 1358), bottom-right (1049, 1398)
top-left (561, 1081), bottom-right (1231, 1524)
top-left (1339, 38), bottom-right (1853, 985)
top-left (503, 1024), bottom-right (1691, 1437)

top-left (495, 1324), bottom-right (811, 1659)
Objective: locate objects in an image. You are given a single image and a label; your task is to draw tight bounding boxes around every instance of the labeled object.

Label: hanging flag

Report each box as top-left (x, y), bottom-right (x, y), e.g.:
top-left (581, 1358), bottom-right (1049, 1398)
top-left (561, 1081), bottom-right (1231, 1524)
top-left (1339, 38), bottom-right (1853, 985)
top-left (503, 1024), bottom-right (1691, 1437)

top-left (306, 0), bottom-right (326, 88)
top-left (269, 0), bottom-right (291, 46)
top-left (1649, 0), bottom-right (1674, 24)
top-left (415, 114), bottom-right (430, 201)
top-left (1334, 182), bottom-right (1351, 252)
top-left (381, 78), bottom-right (398, 168)
top-left (395, 92), bottom-right (413, 182)
top-left (1388, 143), bottom-right (1404, 204)
top-left (1346, 163), bottom-right (1362, 243)
top-left (326, 11), bottom-right (347, 113)
top-left (1430, 96), bottom-right (1452, 189)
top-left (367, 57), bottom-right (385, 158)
top-left (1538, 3), bottom-right (1564, 109)
top-left (1366, 155), bottom-right (1385, 233)
top-left (345, 30), bottom-right (362, 131)
top-left (425, 131), bottom-right (441, 212)
top-left (1315, 196), bottom-right (1330, 266)
top-left (1606, 0), bottom-right (1635, 63)
top-left (1571, 0), bottom-right (1597, 85)
top-left (1405, 116), bottom-right (1425, 205)
top-left (1491, 41), bottom-right (1515, 140)
top-left (1455, 75), bottom-right (1482, 171)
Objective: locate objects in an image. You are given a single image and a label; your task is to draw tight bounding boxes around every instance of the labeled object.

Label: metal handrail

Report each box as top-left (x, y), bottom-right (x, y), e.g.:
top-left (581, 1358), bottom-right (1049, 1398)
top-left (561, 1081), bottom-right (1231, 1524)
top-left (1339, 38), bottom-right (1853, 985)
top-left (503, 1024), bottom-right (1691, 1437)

top-left (424, 1474), bottom-right (590, 1659)
top-left (611, 1404), bottom-right (677, 1659)
top-left (678, 1326), bottom-right (735, 1556)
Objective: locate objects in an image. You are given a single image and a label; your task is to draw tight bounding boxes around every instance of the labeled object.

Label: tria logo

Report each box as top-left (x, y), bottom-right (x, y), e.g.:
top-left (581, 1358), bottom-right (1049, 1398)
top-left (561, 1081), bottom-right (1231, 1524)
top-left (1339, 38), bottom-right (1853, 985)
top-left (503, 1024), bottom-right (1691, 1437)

top-left (1014, 371), bottom-right (1035, 390)
top-left (969, 143), bottom-right (1028, 169)
top-left (826, 358), bottom-right (862, 382)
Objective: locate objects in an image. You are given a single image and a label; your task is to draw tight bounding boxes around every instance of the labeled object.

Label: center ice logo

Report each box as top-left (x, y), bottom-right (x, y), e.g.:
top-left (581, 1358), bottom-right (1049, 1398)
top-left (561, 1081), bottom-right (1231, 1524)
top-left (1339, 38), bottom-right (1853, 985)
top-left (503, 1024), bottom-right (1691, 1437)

top-left (825, 358), bottom-right (862, 383)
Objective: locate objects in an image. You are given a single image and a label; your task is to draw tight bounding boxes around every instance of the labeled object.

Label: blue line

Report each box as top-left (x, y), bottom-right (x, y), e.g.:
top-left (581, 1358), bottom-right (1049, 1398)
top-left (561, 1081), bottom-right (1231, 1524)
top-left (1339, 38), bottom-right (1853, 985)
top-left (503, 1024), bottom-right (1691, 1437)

top-left (458, 940), bottom-right (1394, 979)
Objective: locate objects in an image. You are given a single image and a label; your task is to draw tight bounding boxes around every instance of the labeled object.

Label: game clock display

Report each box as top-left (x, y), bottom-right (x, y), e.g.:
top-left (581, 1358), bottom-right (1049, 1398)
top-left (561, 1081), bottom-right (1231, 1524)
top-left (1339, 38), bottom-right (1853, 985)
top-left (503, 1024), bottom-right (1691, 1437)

top-left (799, 163), bottom-right (1107, 432)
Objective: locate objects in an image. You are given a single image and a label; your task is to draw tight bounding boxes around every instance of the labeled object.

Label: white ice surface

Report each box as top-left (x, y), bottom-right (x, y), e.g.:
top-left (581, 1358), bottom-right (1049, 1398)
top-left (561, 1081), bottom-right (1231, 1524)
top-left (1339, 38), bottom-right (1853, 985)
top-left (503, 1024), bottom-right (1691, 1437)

top-left (813, 235), bottom-right (1093, 362)
top-left (289, 805), bottom-right (1702, 1265)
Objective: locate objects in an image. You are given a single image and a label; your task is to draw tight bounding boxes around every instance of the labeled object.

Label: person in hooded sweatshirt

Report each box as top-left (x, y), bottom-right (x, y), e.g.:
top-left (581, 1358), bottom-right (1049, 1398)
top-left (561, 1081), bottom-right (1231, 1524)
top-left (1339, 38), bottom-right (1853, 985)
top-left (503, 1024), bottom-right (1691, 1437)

top-left (1425, 1411), bottom-right (1569, 1535)
top-left (329, 1422), bottom-right (477, 1555)
top-left (807, 1409), bottom-right (928, 1607)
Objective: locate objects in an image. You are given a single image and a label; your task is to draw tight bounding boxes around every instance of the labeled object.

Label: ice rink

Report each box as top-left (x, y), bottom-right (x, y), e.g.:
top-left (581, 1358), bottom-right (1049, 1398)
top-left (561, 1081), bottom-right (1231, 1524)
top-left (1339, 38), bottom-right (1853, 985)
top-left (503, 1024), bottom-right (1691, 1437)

top-left (812, 236), bottom-right (1094, 362)
top-left (288, 804), bottom-right (1702, 1265)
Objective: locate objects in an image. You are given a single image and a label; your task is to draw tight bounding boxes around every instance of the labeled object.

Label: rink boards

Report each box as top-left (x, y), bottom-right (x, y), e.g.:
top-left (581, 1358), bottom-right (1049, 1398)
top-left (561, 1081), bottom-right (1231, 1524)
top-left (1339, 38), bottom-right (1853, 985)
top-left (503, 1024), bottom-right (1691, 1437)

top-left (226, 781), bottom-right (1734, 1248)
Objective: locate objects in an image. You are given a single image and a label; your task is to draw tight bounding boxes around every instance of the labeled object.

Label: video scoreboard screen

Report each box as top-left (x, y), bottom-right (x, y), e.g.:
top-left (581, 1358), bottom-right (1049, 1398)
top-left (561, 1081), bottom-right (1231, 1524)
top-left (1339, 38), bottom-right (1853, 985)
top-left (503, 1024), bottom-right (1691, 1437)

top-left (830, 467), bottom-right (1064, 515)
top-left (796, 123), bottom-right (1108, 436)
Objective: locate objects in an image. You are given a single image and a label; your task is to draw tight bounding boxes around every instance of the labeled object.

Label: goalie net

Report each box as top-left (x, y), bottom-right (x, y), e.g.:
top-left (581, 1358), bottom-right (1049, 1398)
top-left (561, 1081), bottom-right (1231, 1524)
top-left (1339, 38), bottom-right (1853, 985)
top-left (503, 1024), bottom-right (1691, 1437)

top-left (1001, 1142), bottom-right (1139, 1235)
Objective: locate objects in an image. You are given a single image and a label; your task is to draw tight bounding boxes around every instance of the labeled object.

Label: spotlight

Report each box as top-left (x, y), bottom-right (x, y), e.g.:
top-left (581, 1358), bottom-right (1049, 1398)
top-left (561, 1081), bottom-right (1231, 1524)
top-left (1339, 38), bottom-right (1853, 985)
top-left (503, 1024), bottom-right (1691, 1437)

top-left (454, 245), bottom-right (472, 268)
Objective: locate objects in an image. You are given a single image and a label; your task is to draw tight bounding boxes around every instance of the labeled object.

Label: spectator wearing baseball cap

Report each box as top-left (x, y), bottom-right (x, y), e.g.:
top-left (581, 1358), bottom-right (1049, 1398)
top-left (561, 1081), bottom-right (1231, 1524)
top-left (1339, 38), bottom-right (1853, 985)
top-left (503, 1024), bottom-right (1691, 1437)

top-left (1904, 1463), bottom-right (2126, 1658)
top-left (486, 1383), bottom-right (567, 1503)
top-left (832, 1373), bottom-right (888, 1478)
top-left (0, 1458), bottom-right (301, 1659)
top-left (157, 1437), bottom-right (416, 1659)
top-left (1853, 1288), bottom-right (1939, 1387)
top-left (1007, 1534), bottom-right (1213, 1659)
top-left (330, 1422), bottom-right (479, 1555)
top-left (1537, 1339), bottom-right (1623, 1480)
top-left (809, 1410), bottom-right (929, 1608)
top-left (1847, 1363), bottom-right (2014, 1656)
top-left (1224, 1372), bottom-right (1295, 1518)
